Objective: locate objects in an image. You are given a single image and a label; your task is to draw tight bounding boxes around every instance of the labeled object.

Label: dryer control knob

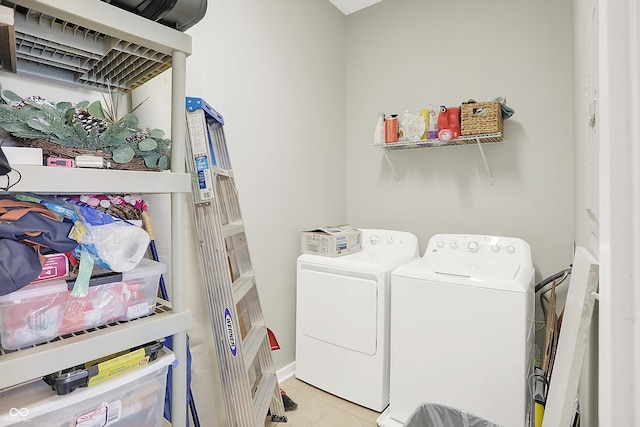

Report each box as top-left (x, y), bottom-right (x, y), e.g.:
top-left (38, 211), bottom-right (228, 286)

top-left (491, 245), bottom-right (500, 253)
top-left (507, 245), bottom-right (516, 254)
top-left (437, 241), bottom-right (445, 248)
top-left (450, 242), bottom-right (458, 249)
top-left (387, 237), bottom-right (394, 244)
top-left (468, 241), bottom-right (479, 252)
top-left (370, 235), bottom-right (379, 245)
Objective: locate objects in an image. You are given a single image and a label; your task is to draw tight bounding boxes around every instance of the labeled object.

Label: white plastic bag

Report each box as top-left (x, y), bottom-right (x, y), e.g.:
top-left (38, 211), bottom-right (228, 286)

top-left (400, 110), bottom-right (426, 142)
top-left (403, 403), bottom-right (502, 427)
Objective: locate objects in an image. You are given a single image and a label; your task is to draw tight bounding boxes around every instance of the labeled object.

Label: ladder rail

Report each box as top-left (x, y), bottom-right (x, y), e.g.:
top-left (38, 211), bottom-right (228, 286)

top-left (192, 190), bottom-right (255, 426)
top-left (185, 99), bottom-right (287, 426)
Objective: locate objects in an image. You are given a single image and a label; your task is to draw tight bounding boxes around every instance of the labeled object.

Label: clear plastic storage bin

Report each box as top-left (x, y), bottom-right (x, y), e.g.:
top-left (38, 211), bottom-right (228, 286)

top-left (0, 258), bottom-right (166, 350)
top-left (0, 347), bottom-right (174, 426)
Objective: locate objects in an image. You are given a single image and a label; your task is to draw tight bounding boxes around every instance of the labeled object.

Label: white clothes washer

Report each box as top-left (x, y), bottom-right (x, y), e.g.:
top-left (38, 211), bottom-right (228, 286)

top-left (377, 234), bottom-right (535, 427)
top-left (295, 229), bottom-right (419, 411)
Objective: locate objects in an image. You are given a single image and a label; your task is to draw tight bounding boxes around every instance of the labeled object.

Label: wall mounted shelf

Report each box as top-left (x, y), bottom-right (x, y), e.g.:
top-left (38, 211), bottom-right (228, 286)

top-left (374, 132), bottom-right (504, 184)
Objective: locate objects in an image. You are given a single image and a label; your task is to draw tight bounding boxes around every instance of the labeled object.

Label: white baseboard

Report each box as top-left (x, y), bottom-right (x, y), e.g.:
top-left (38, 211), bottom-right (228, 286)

top-left (277, 362), bottom-right (296, 383)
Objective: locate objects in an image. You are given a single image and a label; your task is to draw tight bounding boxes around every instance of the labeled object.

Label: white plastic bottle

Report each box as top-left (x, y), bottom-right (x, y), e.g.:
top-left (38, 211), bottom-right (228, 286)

top-left (374, 113), bottom-right (385, 145)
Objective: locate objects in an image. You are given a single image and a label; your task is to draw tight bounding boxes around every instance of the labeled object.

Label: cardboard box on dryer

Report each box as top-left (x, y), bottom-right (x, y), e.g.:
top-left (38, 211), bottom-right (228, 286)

top-left (301, 225), bottom-right (362, 257)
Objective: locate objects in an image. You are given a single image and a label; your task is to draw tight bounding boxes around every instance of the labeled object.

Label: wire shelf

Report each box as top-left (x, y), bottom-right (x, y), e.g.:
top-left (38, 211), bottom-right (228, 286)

top-left (373, 132), bottom-right (504, 150)
top-left (0, 299), bottom-right (172, 357)
top-left (373, 132), bottom-right (505, 184)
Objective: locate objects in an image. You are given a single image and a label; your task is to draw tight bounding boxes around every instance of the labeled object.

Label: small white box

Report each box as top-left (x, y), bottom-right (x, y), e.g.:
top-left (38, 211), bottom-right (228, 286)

top-left (0, 347), bottom-right (174, 427)
top-left (1, 146), bottom-right (43, 165)
top-left (301, 225), bottom-right (362, 257)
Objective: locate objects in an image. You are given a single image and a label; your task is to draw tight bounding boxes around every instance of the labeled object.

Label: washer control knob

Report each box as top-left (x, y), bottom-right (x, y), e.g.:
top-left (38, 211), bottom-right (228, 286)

top-left (450, 242), bottom-right (458, 249)
top-left (437, 240), bottom-right (445, 248)
top-left (387, 237), bottom-right (394, 245)
top-left (507, 245), bottom-right (516, 254)
top-left (468, 241), bottom-right (479, 252)
top-left (370, 235), bottom-right (379, 245)
top-left (491, 245), bottom-right (500, 253)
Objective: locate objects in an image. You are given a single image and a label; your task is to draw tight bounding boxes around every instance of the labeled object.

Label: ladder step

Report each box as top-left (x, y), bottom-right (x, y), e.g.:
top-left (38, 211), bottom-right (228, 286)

top-left (211, 166), bottom-right (234, 177)
top-left (222, 222), bottom-right (245, 238)
top-left (253, 372), bottom-right (278, 426)
top-left (243, 326), bottom-right (267, 369)
top-left (233, 274), bottom-right (255, 305)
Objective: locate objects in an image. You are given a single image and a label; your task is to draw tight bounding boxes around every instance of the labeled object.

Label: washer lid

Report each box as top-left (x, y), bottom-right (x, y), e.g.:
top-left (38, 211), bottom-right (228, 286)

top-left (392, 257), bottom-right (533, 292)
top-left (427, 258), bottom-right (520, 279)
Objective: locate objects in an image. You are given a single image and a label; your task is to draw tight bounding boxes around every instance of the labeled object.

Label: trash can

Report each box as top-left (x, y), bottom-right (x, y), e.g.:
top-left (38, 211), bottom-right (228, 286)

top-left (403, 403), bottom-right (502, 427)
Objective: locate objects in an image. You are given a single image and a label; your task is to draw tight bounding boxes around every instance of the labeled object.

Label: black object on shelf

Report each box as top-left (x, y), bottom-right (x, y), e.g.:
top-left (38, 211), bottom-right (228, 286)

top-left (43, 341), bottom-right (164, 395)
top-left (100, 0), bottom-right (207, 32)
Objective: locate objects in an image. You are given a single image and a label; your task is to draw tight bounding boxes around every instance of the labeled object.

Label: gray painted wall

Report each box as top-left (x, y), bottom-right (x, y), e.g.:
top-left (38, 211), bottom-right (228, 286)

top-left (184, 0), bottom-right (347, 378)
top-left (135, 1), bottom-right (348, 424)
top-left (345, 0), bottom-right (575, 283)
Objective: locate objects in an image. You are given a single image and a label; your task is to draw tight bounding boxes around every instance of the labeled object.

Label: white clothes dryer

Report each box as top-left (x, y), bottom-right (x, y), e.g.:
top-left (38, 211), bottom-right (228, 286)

top-left (295, 229), bottom-right (419, 412)
top-left (377, 234), bottom-right (535, 427)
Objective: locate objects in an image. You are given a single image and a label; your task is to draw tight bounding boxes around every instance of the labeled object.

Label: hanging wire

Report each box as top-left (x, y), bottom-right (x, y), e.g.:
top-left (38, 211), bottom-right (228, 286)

top-left (0, 168), bottom-right (21, 191)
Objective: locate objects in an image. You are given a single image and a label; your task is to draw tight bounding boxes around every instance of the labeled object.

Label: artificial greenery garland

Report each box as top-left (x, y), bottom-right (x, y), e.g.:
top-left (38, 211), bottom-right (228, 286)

top-left (0, 82), bottom-right (171, 170)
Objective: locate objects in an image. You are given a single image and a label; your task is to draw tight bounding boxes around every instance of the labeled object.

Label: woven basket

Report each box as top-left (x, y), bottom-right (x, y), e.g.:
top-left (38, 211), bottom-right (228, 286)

top-left (460, 101), bottom-right (503, 137)
top-left (13, 138), bottom-right (158, 171)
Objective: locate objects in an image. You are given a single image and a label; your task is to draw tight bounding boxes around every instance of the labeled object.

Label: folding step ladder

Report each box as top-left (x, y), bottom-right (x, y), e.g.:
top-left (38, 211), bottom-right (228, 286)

top-left (184, 97), bottom-right (287, 426)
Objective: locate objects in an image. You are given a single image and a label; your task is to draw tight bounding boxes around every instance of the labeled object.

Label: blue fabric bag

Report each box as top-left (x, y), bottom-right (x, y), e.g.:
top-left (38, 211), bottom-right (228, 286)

top-left (0, 196), bottom-right (77, 253)
top-left (0, 238), bottom-right (44, 296)
top-left (0, 195), bottom-right (78, 295)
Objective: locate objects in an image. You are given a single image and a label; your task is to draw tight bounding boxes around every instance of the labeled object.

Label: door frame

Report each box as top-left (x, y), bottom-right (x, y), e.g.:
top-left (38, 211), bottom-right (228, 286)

top-left (598, 0), bottom-right (640, 425)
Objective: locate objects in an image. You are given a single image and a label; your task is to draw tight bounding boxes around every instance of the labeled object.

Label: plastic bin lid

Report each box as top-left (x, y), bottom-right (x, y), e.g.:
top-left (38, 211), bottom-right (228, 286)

top-left (121, 258), bottom-right (167, 281)
top-left (0, 258), bottom-right (166, 303)
top-left (0, 278), bottom-right (68, 303)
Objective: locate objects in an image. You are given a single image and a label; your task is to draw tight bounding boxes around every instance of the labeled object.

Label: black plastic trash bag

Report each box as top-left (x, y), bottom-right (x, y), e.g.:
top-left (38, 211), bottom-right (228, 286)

top-left (403, 403), bottom-right (502, 427)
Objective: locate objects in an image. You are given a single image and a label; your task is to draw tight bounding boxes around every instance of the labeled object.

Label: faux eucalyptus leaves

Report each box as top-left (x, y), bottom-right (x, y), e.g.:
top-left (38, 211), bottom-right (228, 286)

top-left (0, 83), bottom-right (171, 170)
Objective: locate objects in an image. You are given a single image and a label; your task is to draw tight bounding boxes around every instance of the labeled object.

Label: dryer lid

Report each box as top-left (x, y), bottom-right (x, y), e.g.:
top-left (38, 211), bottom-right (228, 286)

top-left (298, 250), bottom-right (414, 272)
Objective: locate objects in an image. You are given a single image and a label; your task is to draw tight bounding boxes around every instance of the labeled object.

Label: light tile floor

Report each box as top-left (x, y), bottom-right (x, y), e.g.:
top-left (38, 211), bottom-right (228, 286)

top-left (266, 377), bottom-right (381, 427)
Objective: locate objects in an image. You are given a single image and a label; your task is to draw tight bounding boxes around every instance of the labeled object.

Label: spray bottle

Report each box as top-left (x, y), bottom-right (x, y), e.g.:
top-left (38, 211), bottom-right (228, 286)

top-left (427, 105), bottom-right (439, 140)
